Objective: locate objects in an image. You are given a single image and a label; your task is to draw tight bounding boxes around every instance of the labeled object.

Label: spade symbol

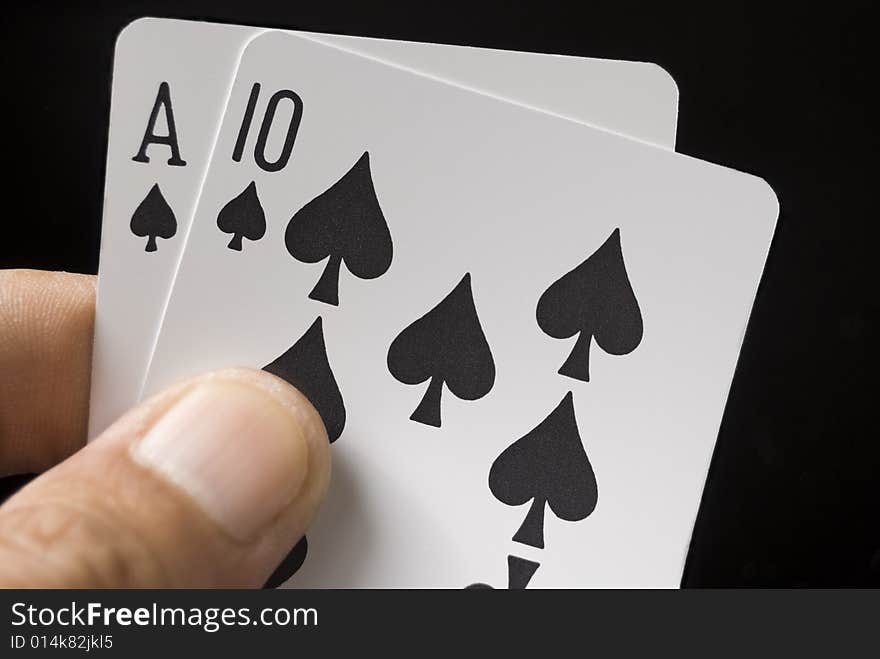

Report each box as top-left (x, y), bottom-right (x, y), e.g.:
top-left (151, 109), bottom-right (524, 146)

top-left (465, 555), bottom-right (540, 589)
top-left (387, 273), bottom-right (495, 428)
top-left (285, 152), bottom-right (393, 306)
top-left (130, 184), bottom-right (177, 252)
top-left (536, 228), bottom-right (642, 382)
top-left (263, 536), bottom-right (308, 589)
top-left (489, 392), bottom-right (597, 549)
top-left (262, 317), bottom-right (346, 443)
top-left (261, 318), bottom-right (344, 587)
top-left (216, 181), bottom-right (266, 251)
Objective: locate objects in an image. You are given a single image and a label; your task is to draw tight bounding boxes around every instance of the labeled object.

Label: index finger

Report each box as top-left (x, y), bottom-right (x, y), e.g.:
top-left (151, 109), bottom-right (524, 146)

top-left (0, 269), bottom-right (95, 475)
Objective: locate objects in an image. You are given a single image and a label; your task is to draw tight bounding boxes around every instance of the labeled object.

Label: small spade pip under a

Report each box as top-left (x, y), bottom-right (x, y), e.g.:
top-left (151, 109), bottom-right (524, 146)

top-left (387, 273), bottom-right (495, 428)
top-left (466, 555), bottom-right (540, 589)
top-left (262, 317), bottom-right (346, 443)
top-left (489, 392), bottom-right (597, 549)
top-left (285, 151), bottom-right (393, 306)
top-left (536, 228), bottom-right (642, 382)
top-left (130, 183), bottom-right (177, 252)
top-left (216, 181), bottom-right (266, 251)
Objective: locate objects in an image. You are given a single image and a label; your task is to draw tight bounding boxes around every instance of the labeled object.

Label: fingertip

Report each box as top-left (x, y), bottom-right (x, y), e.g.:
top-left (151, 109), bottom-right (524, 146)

top-left (0, 270), bottom-right (96, 474)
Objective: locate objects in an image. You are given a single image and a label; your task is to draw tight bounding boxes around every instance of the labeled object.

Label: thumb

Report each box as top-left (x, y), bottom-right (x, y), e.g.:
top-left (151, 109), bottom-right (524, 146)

top-left (0, 368), bottom-right (331, 587)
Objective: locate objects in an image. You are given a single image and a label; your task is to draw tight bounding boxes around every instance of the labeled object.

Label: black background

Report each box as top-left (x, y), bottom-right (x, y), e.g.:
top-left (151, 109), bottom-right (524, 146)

top-left (1, 1), bottom-right (876, 586)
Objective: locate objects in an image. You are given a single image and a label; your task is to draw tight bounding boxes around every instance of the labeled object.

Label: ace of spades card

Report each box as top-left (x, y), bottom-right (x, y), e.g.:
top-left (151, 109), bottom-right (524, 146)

top-left (89, 17), bottom-right (679, 441)
top-left (144, 32), bottom-right (777, 588)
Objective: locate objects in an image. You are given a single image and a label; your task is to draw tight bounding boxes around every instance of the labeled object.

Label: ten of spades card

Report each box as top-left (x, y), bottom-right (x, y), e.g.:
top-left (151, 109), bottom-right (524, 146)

top-left (143, 32), bottom-right (778, 587)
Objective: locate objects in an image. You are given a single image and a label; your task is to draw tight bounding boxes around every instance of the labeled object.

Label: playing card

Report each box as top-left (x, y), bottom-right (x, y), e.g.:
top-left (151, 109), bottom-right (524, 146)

top-left (143, 31), bottom-right (777, 588)
top-left (89, 17), bottom-right (678, 438)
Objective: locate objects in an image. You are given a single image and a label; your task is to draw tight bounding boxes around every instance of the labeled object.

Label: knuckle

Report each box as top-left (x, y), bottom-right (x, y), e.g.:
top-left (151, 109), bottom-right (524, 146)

top-left (0, 494), bottom-right (175, 588)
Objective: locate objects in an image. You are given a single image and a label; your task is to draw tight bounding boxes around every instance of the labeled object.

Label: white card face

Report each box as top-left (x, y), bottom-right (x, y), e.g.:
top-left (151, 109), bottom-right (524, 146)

top-left (145, 32), bottom-right (778, 588)
top-left (89, 17), bottom-right (678, 439)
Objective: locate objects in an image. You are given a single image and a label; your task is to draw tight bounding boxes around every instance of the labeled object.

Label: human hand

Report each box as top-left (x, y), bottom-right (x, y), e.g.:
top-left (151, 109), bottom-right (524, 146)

top-left (0, 269), bottom-right (330, 587)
